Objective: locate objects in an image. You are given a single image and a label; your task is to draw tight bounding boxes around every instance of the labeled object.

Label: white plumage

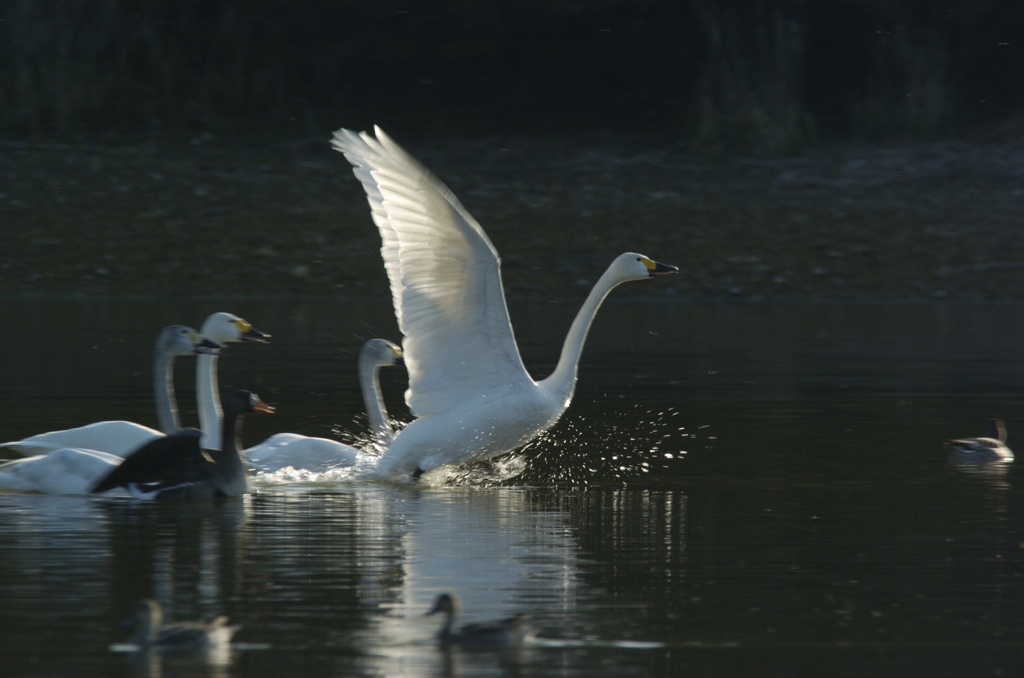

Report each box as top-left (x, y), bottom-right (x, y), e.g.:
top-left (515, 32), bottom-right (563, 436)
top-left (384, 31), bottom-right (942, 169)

top-left (0, 447), bottom-right (125, 495)
top-left (0, 314), bottom-right (265, 495)
top-left (243, 338), bottom-right (402, 472)
top-left (332, 126), bottom-right (677, 477)
top-left (0, 325), bottom-right (217, 458)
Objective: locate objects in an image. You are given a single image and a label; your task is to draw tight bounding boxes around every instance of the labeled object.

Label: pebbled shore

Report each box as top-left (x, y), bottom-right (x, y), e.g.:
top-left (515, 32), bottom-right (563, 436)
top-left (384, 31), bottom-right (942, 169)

top-left (2, 133), bottom-right (1024, 301)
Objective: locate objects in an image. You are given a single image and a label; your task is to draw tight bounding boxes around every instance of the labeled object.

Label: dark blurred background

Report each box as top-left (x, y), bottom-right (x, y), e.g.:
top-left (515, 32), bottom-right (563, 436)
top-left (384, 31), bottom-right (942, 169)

top-left (2, 0), bottom-right (1022, 150)
top-left (3, 0), bottom-right (1024, 300)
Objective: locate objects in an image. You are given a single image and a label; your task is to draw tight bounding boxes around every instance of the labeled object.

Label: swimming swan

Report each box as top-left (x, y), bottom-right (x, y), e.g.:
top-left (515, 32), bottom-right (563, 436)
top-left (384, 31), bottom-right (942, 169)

top-left (425, 593), bottom-right (536, 645)
top-left (947, 418), bottom-right (1014, 462)
top-left (331, 126), bottom-right (677, 477)
top-left (0, 326), bottom-right (220, 457)
top-left (122, 599), bottom-right (240, 649)
top-left (92, 390), bottom-right (274, 501)
top-left (0, 446), bottom-right (127, 495)
top-left (196, 313), bottom-right (270, 452)
top-left (243, 338), bottom-right (403, 472)
top-left (0, 317), bottom-right (266, 495)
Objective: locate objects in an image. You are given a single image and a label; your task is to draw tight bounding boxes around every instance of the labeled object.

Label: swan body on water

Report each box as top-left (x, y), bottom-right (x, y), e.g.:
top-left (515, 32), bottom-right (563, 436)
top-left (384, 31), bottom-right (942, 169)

top-left (0, 316), bottom-right (265, 495)
top-left (122, 599), bottom-right (240, 649)
top-left (93, 390), bottom-right (273, 501)
top-left (425, 593), bottom-right (536, 645)
top-left (331, 126), bottom-right (677, 477)
top-left (0, 326), bottom-right (221, 495)
top-left (0, 447), bottom-right (127, 495)
top-left (947, 418), bottom-right (1014, 462)
top-left (0, 326), bottom-right (220, 458)
top-left (243, 338), bottom-right (402, 472)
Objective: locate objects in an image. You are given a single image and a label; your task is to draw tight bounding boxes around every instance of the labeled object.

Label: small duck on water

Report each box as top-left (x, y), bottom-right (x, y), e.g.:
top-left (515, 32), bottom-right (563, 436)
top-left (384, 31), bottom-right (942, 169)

top-left (946, 418), bottom-right (1014, 462)
top-left (425, 593), bottom-right (537, 645)
top-left (122, 599), bottom-right (240, 649)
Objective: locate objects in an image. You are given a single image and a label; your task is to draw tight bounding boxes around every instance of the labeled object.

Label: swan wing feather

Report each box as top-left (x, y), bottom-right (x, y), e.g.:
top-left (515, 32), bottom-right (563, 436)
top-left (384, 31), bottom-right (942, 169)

top-left (0, 421), bottom-right (162, 458)
top-left (0, 448), bottom-right (122, 494)
top-left (332, 127), bottom-right (530, 417)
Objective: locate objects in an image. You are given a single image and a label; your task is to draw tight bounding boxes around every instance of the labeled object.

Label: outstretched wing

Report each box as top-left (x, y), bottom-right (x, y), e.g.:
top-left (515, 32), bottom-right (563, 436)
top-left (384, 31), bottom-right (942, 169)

top-left (332, 127), bottom-right (531, 417)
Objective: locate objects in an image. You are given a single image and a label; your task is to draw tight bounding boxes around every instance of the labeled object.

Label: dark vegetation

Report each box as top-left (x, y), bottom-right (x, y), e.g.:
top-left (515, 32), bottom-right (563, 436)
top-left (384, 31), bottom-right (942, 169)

top-left (2, 0), bottom-right (1022, 148)
top-left (2, 1), bottom-right (1023, 299)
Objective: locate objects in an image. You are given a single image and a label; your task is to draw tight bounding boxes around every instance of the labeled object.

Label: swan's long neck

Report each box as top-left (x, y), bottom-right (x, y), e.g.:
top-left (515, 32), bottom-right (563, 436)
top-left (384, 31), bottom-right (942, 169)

top-left (197, 353), bottom-right (222, 450)
top-left (154, 350), bottom-right (180, 434)
top-left (359, 354), bottom-right (393, 444)
top-left (541, 267), bottom-right (623, 402)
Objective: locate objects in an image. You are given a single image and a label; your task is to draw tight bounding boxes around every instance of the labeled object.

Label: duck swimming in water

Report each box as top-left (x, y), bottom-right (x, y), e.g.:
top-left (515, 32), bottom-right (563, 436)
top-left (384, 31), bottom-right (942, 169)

top-left (425, 593), bottom-right (536, 645)
top-left (122, 599), bottom-right (240, 649)
top-left (947, 418), bottom-right (1014, 462)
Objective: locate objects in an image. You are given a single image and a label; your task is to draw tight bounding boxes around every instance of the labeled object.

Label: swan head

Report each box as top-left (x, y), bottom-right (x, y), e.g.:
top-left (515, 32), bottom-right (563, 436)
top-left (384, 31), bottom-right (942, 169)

top-left (611, 253), bottom-right (678, 282)
top-left (157, 325), bottom-right (222, 356)
top-left (360, 338), bottom-right (404, 368)
top-left (200, 312), bottom-right (271, 346)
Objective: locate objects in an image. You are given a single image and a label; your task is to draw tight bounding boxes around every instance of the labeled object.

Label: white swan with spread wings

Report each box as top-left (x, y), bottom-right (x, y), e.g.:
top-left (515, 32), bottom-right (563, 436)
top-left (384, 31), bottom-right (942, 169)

top-left (332, 127), bottom-right (677, 478)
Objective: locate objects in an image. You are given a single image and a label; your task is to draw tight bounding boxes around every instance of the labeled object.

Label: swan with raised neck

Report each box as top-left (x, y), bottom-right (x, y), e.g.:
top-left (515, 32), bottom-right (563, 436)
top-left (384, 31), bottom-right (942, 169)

top-left (332, 126), bottom-right (677, 478)
top-left (197, 312), bottom-right (269, 451)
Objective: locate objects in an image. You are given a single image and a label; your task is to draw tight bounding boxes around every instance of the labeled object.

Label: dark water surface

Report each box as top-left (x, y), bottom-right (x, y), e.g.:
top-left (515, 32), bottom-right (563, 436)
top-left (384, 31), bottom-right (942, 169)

top-left (2, 298), bottom-right (1024, 676)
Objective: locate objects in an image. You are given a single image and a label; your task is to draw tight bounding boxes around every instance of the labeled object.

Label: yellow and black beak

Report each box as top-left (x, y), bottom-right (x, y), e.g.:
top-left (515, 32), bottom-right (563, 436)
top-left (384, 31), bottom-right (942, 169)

top-left (642, 257), bottom-right (679, 277)
top-left (231, 318), bottom-right (271, 343)
top-left (242, 328), bottom-right (271, 343)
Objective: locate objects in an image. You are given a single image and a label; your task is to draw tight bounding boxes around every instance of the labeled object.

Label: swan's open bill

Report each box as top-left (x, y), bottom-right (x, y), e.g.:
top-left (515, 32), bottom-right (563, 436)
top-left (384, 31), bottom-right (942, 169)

top-left (92, 390), bottom-right (274, 501)
top-left (425, 593), bottom-right (536, 645)
top-left (332, 126), bottom-right (677, 478)
top-left (122, 599), bottom-right (240, 649)
top-left (947, 418), bottom-right (1014, 462)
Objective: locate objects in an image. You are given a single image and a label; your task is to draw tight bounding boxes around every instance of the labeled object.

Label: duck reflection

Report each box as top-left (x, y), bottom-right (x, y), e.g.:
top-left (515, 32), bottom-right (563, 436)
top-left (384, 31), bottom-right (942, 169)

top-left (122, 644), bottom-right (235, 678)
top-left (359, 487), bottom-right (580, 676)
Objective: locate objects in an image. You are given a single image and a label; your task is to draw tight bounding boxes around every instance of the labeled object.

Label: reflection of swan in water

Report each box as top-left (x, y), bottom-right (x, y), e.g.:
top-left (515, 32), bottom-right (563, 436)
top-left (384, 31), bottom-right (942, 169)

top-left (122, 599), bottom-right (240, 649)
top-left (947, 419), bottom-right (1014, 462)
top-left (332, 127), bottom-right (677, 478)
top-left (244, 339), bottom-right (403, 472)
top-left (93, 391), bottom-right (274, 501)
top-left (426, 593), bottom-right (536, 645)
top-left (0, 325), bottom-right (220, 458)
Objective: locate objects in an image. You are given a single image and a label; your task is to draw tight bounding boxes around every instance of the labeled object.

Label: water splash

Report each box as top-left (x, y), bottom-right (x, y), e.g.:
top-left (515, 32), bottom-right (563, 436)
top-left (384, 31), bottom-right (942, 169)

top-left (509, 404), bottom-right (690, 485)
top-left (249, 408), bottom-right (693, 489)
